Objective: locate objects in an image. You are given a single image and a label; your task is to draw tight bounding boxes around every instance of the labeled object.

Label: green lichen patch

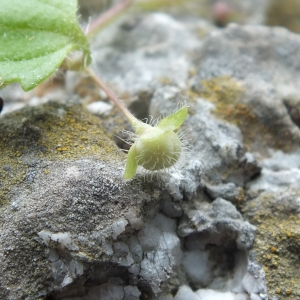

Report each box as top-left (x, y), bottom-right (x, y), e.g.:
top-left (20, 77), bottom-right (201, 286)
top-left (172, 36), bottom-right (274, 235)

top-left (266, 0), bottom-right (300, 34)
top-left (0, 102), bottom-right (122, 207)
top-left (244, 192), bottom-right (300, 299)
top-left (194, 76), bottom-right (299, 153)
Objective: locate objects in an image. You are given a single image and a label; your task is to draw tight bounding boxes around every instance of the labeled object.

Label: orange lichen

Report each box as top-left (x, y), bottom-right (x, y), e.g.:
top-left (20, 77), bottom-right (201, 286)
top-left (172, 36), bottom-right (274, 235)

top-left (271, 247), bottom-right (277, 253)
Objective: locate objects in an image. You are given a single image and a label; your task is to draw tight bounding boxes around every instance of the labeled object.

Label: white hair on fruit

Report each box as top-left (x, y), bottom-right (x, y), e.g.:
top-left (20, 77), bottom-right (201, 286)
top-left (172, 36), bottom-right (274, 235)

top-left (119, 104), bottom-right (191, 180)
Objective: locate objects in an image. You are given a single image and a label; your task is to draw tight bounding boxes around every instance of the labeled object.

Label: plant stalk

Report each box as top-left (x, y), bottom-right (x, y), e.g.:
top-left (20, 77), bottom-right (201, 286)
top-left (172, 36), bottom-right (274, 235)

top-left (86, 0), bottom-right (132, 38)
top-left (84, 1), bottom-right (146, 131)
top-left (86, 67), bottom-right (140, 128)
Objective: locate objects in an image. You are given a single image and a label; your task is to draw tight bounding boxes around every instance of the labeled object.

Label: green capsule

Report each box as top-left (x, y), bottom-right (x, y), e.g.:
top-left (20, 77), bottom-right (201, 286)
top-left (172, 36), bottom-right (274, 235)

top-left (124, 105), bottom-right (188, 180)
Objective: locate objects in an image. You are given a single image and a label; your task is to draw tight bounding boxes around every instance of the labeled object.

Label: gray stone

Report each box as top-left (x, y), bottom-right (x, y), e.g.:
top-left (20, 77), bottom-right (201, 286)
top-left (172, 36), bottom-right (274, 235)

top-left (0, 102), bottom-right (144, 299)
top-left (86, 101), bottom-right (113, 116)
top-left (262, 149), bottom-right (300, 170)
top-left (150, 95), bottom-right (261, 186)
top-left (161, 191), bottom-right (183, 218)
top-left (5, 6), bottom-right (300, 300)
top-left (206, 182), bottom-right (243, 202)
top-left (178, 198), bottom-right (256, 251)
top-left (190, 24), bottom-right (300, 153)
top-left (177, 198), bottom-right (258, 292)
top-left (248, 168), bottom-right (300, 192)
top-left (91, 12), bottom-right (202, 94)
top-left (243, 189), bottom-right (300, 298)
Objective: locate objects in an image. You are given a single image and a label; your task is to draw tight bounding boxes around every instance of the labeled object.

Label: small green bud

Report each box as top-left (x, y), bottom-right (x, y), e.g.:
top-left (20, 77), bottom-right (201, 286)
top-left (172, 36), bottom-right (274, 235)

top-left (124, 105), bottom-right (188, 180)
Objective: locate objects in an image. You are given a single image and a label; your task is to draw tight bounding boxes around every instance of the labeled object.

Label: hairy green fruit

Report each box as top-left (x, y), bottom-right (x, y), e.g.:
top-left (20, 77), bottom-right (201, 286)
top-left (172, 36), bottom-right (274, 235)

top-left (135, 129), bottom-right (182, 170)
top-left (124, 130), bottom-right (183, 180)
top-left (124, 105), bottom-right (188, 180)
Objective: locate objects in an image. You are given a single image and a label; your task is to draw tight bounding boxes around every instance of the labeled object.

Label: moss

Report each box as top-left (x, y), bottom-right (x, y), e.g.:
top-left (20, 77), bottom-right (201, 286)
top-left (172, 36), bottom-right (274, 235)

top-left (193, 76), bottom-right (299, 153)
top-left (0, 102), bottom-right (122, 207)
top-left (243, 193), bottom-right (300, 299)
top-left (266, 0), bottom-right (300, 34)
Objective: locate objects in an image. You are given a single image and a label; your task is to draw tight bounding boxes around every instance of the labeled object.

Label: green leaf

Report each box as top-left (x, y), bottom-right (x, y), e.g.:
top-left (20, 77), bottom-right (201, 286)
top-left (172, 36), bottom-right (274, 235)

top-left (124, 144), bottom-right (138, 180)
top-left (0, 0), bottom-right (91, 91)
top-left (157, 106), bottom-right (188, 131)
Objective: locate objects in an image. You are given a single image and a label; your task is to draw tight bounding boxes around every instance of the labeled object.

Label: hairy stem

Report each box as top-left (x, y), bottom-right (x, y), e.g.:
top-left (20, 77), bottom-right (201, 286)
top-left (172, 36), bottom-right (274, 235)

top-left (85, 67), bottom-right (141, 128)
top-left (83, 1), bottom-right (147, 132)
top-left (86, 0), bottom-right (133, 38)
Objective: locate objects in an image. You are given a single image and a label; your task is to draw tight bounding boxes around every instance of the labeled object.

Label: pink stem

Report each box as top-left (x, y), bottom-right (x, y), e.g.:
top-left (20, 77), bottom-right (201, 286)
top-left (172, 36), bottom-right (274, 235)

top-left (86, 67), bottom-right (137, 125)
top-left (86, 0), bottom-right (132, 38)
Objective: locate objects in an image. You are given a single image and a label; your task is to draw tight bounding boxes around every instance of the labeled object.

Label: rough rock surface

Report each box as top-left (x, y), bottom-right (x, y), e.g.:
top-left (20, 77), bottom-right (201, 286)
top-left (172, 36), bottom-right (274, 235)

top-left (92, 12), bottom-right (203, 94)
top-left (243, 149), bottom-right (300, 300)
top-left (190, 25), bottom-right (300, 154)
top-left (0, 102), bottom-right (146, 299)
top-left (243, 189), bottom-right (300, 300)
top-left (1, 3), bottom-right (300, 300)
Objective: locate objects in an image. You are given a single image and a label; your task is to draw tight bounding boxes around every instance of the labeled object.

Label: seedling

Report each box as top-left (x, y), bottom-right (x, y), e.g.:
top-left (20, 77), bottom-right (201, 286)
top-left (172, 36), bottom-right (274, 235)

top-left (0, 0), bottom-right (188, 179)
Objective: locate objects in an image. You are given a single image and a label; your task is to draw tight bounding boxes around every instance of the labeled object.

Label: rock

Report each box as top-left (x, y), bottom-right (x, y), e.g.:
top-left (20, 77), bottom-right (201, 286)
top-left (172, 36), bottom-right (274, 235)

top-left (206, 182), bottom-right (244, 203)
top-left (0, 102), bottom-right (147, 299)
top-left (160, 191), bottom-right (183, 218)
top-left (138, 213), bottom-right (182, 294)
top-left (91, 13), bottom-right (202, 94)
top-left (82, 283), bottom-right (124, 300)
top-left (150, 89), bottom-right (261, 186)
top-left (0, 98), bottom-right (262, 299)
top-left (178, 198), bottom-right (256, 251)
top-left (86, 101), bottom-right (113, 116)
top-left (178, 198), bottom-right (259, 293)
top-left (196, 289), bottom-right (235, 300)
top-left (190, 24), bottom-right (300, 154)
top-left (174, 285), bottom-right (200, 300)
top-left (188, 25), bottom-right (300, 298)
top-left (242, 258), bottom-right (267, 299)
top-left (247, 168), bottom-right (300, 192)
top-left (262, 150), bottom-right (300, 171)
top-left (243, 189), bottom-right (300, 299)
top-left (182, 250), bottom-right (213, 287)
top-left (3, 6), bottom-right (300, 300)
top-left (247, 149), bottom-right (300, 192)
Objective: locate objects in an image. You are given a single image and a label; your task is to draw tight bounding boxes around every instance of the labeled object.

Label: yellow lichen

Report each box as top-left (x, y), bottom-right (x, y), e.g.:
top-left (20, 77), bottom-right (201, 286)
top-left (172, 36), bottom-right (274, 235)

top-left (244, 195), bottom-right (300, 299)
top-left (271, 246), bottom-right (277, 253)
top-left (195, 76), bottom-right (299, 153)
top-left (0, 102), bottom-right (122, 207)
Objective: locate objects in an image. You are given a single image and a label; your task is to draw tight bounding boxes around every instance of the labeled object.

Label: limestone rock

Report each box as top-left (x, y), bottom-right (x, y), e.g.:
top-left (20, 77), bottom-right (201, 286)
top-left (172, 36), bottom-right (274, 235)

top-left (2, 6), bottom-right (300, 300)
